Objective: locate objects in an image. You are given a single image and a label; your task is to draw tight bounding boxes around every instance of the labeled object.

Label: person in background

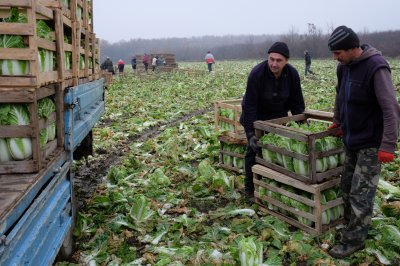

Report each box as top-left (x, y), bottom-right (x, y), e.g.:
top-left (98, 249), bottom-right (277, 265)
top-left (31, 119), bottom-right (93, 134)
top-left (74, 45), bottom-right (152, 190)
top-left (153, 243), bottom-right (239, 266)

top-left (143, 53), bottom-right (150, 72)
top-left (102, 56), bottom-right (114, 75)
top-left (117, 58), bottom-right (125, 73)
top-left (327, 25), bottom-right (400, 259)
top-left (304, 50), bottom-right (314, 75)
top-left (152, 56), bottom-right (158, 72)
top-left (241, 42), bottom-right (305, 201)
top-left (131, 56), bottom-right (137, 74)
top-left (205, 51), bottom-right (215, 72)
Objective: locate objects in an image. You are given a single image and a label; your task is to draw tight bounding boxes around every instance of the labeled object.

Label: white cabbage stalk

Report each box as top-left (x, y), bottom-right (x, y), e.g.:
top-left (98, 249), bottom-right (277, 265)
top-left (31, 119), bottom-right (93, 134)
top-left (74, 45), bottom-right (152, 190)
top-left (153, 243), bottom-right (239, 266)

top-left (6, 105), bottom-right (33, 160)
top-left (0, 138), bottom-right (12, 162)
top-left (47, 122), bottom-right (56, 141)
top-left (238, 237), bottom-right (263, 266)
top-left (1, 59), bottom-right (29, 75)
top-left (8, 138), bottom-right (32, 160)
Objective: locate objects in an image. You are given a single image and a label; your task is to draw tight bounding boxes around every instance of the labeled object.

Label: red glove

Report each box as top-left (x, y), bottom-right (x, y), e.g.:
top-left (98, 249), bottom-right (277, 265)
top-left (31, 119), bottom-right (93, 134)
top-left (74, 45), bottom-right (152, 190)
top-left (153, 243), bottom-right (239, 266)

top-left (327, 123), bottom-right (343, 137)
top-left (378, 150), bottom-right (394, 163)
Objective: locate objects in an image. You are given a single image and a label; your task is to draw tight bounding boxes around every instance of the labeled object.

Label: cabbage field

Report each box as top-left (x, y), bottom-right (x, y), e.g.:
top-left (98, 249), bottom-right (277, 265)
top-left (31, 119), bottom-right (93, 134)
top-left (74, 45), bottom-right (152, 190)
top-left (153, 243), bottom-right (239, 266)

top-left (61, 59), bottom-right (400, 266)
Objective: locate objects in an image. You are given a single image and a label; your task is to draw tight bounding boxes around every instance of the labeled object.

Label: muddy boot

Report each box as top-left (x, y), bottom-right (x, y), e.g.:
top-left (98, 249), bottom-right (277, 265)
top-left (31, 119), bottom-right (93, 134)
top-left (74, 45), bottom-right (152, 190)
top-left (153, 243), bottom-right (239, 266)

top-left (328, 242), bottom-right (365, 259)
top-left (245, 190), bottom-right (255, 203)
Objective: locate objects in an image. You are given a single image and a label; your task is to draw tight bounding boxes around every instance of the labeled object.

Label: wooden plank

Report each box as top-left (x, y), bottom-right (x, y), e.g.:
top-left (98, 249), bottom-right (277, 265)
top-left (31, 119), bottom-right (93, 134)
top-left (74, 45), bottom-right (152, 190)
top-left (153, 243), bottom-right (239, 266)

top-left (36, 84), bottom-right (56, 100)
top-left (0, 160), bottom-right (37, 174)
top-left (36, 38), bottom-right (57, 51)
top-left (0, 48), bottom-right (37, 61)
top-left (0, 88), bottom-right (35, 102)
top-left (35, 3), bottom-right (54, 19)
top-left (258, 205), bottom-right (318, 235)
top-left (0, 0), bottom-right (31, 8)
top-left (252, 165), bottom-right (317, 193)
top-left (38, 0), bottom-right (61, 8)
top-left (0, 125), bottom-right (34, 138)
top-left (0, 23), bottom-right (34, 35)
top-left (219, 163), bottom-right (243, 174)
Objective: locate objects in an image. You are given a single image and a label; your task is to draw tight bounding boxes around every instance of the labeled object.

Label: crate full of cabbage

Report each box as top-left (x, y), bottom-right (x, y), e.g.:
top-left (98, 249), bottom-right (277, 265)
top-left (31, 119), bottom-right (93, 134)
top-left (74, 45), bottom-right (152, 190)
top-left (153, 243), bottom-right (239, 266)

top-left (214, 99), bottom-right (245, 140)
top-left (253, 164), bottom-right (345, 235)
top-left (218, 135), bottom-right (247, 174)
top-left (0, 86), bottom-right (63, 174)
top-left (0, 4), bottom-right (63, 87)
top-left (254, 110), bottom-right (344, 184)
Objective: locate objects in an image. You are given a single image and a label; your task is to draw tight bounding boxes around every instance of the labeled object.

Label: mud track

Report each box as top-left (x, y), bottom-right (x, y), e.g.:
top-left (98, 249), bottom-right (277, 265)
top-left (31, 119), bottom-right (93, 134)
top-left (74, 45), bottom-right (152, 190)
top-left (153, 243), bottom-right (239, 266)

top-left (74, 107), bottom-right (213, 209)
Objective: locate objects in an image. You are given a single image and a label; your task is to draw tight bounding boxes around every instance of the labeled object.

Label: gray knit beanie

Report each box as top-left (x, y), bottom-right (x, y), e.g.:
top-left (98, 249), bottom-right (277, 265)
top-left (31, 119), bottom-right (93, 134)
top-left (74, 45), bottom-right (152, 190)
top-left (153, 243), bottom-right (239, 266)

top-left (328, 26), bottom-right (360, 51)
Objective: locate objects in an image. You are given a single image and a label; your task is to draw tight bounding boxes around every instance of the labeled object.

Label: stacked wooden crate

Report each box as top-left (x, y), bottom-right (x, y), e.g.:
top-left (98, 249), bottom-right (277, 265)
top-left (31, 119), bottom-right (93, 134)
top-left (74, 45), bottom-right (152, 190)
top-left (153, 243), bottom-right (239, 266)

top-left (214, 99), bottom-right (247, 175)
top-left (0, 0), bottom-right (99, 174)
top-left (252, 110), bottom-right (345, 235)
top-left (135, 53), bottom-right (178, 73)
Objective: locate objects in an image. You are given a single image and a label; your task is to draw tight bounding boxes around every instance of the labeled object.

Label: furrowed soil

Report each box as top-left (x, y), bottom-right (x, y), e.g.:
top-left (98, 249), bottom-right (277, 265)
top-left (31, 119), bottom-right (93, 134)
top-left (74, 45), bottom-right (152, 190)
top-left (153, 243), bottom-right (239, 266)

top-left (73, 107), bottom-right (213, 210)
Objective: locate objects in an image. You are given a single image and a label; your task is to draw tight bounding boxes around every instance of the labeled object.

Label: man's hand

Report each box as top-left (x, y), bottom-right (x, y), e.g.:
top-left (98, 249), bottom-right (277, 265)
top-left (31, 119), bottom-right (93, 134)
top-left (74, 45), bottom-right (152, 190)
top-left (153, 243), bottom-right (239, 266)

top-left (327, 123), bottom-right (343, 137)
top-left (378, 150), bottom-right (394, 164)
top-left (249, 136), bottom-right (259, 152)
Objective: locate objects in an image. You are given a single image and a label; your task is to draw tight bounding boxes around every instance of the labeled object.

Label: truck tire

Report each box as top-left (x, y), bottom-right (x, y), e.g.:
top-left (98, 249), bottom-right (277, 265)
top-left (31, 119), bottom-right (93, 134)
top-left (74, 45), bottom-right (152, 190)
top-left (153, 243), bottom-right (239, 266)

top-left (57, 226), bottom-right (75, 260)
top-left (57, 181), bottom-right (77, 261)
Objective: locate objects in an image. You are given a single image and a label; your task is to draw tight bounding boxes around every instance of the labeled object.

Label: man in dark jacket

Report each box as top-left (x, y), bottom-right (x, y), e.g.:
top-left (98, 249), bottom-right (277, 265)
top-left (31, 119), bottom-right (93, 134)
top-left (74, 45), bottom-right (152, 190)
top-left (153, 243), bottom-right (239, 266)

top-left (242, 42), bottom-right (305, 201)
top-left (304, 50), bottom-right (314, 75)
top-left (327, 25), bottom-right (400, 259)
top-left (103, 57), bottom-right (115, 75)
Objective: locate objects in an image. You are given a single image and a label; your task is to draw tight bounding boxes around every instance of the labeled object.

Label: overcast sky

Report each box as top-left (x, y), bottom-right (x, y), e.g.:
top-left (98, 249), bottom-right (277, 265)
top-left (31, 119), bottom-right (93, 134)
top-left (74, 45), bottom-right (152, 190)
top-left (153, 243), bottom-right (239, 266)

top-left (93, 0), bottom-right (400, 43)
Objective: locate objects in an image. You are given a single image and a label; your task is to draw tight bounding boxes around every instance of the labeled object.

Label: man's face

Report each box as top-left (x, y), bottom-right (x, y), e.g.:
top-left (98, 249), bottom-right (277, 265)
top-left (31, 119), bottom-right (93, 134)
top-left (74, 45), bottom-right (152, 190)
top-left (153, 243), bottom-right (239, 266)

top-left (332, 50), bottom-right (352, 65)
top-left (268, 53), bottom-right (288, 76)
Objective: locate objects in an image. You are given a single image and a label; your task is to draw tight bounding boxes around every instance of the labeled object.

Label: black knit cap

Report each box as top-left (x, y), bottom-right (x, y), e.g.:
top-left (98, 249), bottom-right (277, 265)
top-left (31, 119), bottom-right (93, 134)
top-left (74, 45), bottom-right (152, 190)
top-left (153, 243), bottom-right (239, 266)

top-left (268, 42), bottom-right (290, 58)
top-left (328, 26), bottom-right (360, 51)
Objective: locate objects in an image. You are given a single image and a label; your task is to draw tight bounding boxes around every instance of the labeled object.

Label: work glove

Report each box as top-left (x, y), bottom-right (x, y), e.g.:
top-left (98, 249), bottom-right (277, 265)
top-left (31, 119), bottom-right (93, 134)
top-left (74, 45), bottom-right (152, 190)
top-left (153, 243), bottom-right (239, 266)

top-left (327, 122), bottom-right (343, 137)
top-left (378, 150), bottom-right (394, 164)
top-left (249, 136), bottom-right (259, 153)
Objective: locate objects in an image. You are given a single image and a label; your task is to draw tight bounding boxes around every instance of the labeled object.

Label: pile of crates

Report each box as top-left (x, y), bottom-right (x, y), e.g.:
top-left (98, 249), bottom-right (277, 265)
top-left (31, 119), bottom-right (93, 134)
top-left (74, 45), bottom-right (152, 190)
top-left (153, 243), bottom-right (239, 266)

top-left (135, 53), bottom-right (178, 73)
top-left (252, 110), bottom-right (345, 235)
top-left (214, 99), bottom-right (247, 175)
top-left (0, 0), bottom-right (100, 174)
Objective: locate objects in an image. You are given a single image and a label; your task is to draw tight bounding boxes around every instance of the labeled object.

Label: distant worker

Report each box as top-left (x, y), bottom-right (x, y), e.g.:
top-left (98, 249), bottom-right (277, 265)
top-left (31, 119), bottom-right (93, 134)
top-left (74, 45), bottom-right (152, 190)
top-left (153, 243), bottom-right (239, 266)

top-left (131, 56), bottom-right (137, 74)
top-left (142, 53), bottom-right (150, 72)
top-left (205, 51), bottom-right (215, 72)
top-left (304, 50), bottom-right (314, 76)
top-left (117, 58), bottom-right (125, 73)
top-left (152, 56), bottom-right (158, 72)
top-left (102, 56), bottom-right (114, 75)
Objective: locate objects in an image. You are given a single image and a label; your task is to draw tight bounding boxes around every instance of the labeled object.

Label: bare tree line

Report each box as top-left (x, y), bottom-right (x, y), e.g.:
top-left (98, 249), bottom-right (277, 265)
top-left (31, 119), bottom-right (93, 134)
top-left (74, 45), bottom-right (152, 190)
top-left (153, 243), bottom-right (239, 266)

top-left (100, 28), bottom-right (400, 63)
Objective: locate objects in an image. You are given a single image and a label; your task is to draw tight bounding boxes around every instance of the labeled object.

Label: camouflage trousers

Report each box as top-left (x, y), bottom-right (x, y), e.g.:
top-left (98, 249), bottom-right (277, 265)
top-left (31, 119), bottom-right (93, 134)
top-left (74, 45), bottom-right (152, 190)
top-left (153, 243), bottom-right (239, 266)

top-left (340, 147), bottom-right (380, 244)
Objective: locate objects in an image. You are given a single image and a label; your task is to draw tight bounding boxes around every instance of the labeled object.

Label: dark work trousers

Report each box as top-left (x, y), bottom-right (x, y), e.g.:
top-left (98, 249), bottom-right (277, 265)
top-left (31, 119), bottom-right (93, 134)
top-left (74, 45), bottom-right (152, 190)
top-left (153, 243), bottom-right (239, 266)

top-left (340, 147), bottom-right (380, 244)
top-left (244, 145), bottom-right (257, 194)
top-left (208, 63), bottom-right (213, 72)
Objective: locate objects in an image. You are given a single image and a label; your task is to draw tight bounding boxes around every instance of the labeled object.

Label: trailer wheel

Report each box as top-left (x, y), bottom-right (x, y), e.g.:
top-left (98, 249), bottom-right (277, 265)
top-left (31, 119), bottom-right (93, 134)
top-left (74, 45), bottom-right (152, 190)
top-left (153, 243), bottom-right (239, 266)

top-left (57, 179), bottom-right (77, 261)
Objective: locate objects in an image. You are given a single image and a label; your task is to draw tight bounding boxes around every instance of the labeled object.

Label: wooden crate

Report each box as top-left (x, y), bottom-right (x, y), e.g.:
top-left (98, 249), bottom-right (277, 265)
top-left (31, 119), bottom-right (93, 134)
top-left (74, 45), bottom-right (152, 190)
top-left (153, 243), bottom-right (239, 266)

top-left (100, 70), bottom-right (113, 86)
top-left (254, 110), bottom-right (344, 184)
top-left (253, 164), bottom-right (345, 235)
top-left (0, 2), bottom-right (65, 88)
top-left (218, 135), bottom-right (247, 173)
top-left (214, 99), bottom-right (245, 140)
top-left (0, 84), bottom-right (64, 174)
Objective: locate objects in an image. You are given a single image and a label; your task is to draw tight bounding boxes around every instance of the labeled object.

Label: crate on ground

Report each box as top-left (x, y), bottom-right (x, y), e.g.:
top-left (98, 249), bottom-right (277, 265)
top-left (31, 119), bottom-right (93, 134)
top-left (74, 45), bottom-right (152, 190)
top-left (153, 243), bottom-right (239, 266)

top-left (0, 84), bottom-right (64, 174)
top-left (218, 135), bottom-right (247, 174)
top-left (253, 164), bottom-right (345, 235)
top-left (100, 70), bottom-right (113, 86)
top-left (254, 110), bottom-right (344, 184)
top-left (214, 99), bottom-right (245, 140)
top-left (0, 2), bottom-right (65, 88)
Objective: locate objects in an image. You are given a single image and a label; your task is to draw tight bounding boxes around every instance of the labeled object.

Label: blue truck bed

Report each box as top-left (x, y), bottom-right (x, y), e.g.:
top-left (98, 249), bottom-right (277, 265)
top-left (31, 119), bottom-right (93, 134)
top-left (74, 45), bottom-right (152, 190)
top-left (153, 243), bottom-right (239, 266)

top-left (0, 78), bottom-right (105, 265)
